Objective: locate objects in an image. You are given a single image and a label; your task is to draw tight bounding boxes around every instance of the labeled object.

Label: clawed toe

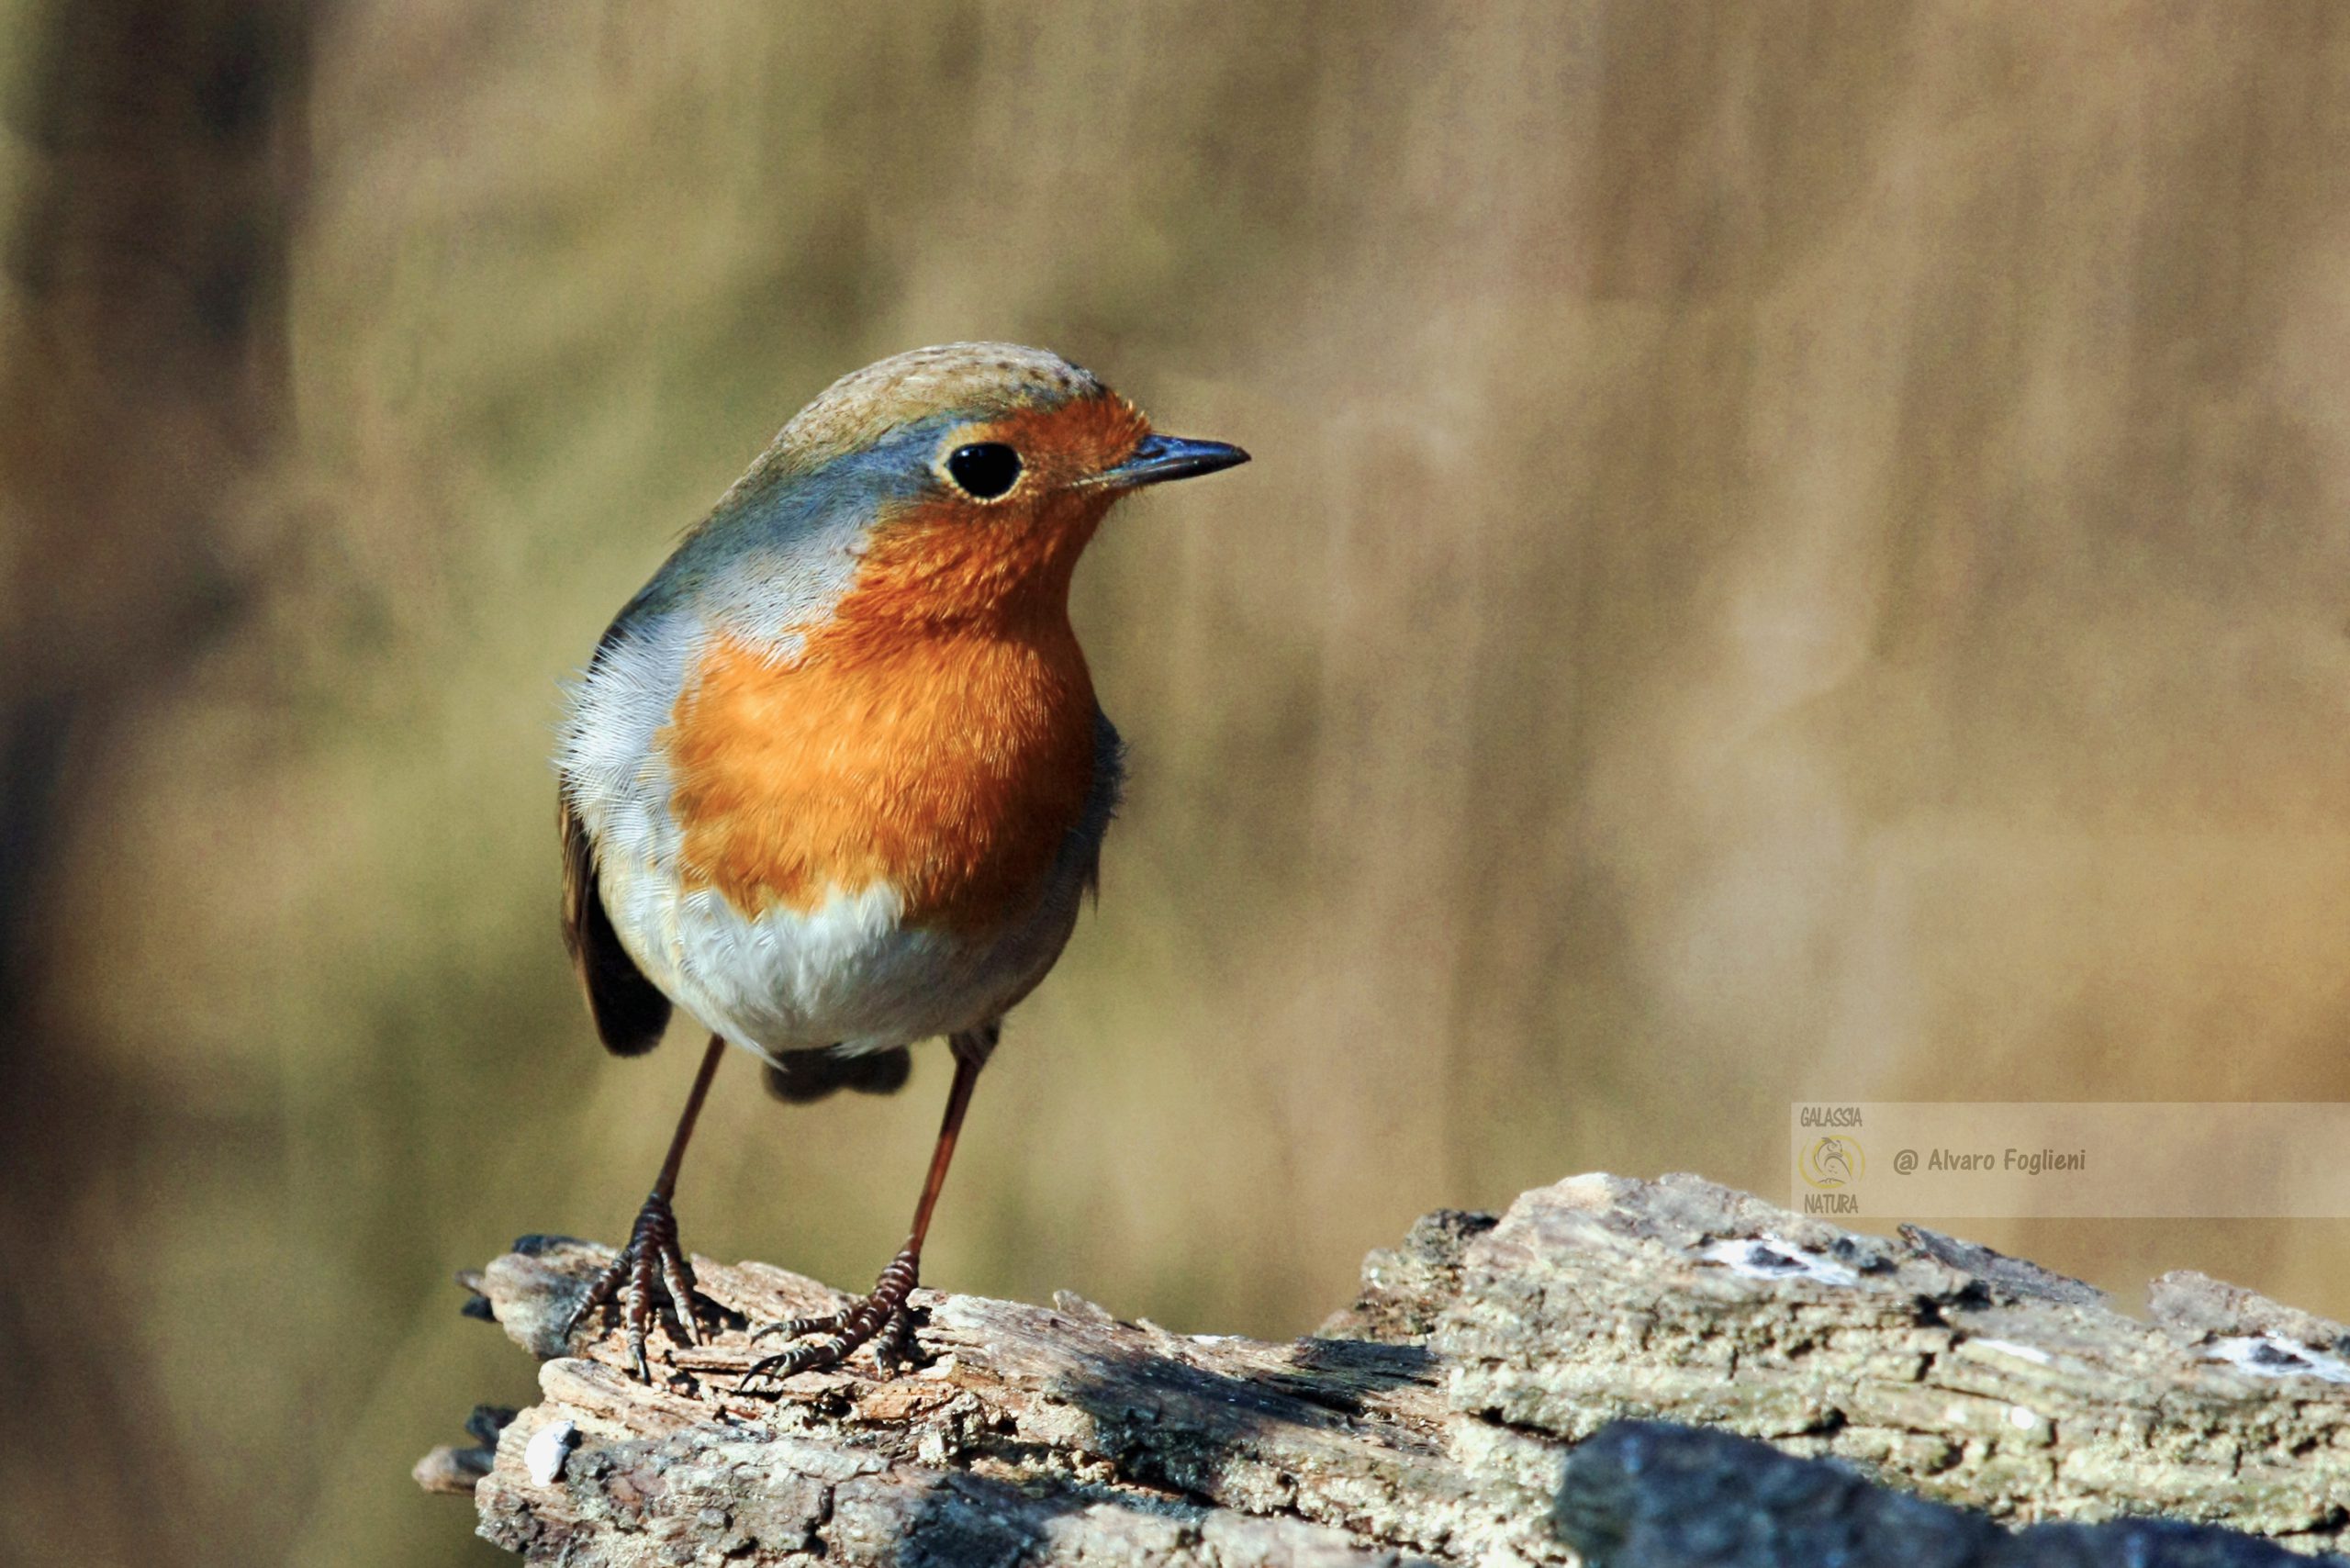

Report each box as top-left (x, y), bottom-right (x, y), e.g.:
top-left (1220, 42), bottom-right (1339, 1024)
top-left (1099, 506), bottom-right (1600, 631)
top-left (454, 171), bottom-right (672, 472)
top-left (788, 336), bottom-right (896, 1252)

top-left (748, 1307), bottom-right (845, 1345)
top-left (740, 1247), bottom-right (922, 1389)
top-left (870, 1301), bottom-right (922, 1371)
top-left (565, 1190), bottom-right (720, 1380)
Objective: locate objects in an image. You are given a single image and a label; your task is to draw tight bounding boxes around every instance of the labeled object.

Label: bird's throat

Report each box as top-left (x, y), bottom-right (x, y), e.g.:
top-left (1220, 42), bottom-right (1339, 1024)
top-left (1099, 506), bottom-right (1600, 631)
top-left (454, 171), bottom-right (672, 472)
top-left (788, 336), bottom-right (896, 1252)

top-left (829, 489), bottom-right (1110, 640)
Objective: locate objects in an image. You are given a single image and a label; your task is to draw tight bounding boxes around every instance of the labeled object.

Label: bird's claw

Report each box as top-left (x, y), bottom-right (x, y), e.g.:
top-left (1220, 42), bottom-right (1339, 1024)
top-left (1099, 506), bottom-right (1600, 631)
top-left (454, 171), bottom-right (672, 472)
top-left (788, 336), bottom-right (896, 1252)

top-left (564, 1189), bottom-right (715, 1380)
top-left (739, 1246), bottom-right (923, 1390)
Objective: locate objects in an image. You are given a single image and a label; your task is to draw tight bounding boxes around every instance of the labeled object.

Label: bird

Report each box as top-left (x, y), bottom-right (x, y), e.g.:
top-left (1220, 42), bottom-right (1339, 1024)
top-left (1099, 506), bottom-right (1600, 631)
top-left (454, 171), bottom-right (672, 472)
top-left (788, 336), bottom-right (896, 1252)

top-left (552, 342), bottom-right (1248, 1384)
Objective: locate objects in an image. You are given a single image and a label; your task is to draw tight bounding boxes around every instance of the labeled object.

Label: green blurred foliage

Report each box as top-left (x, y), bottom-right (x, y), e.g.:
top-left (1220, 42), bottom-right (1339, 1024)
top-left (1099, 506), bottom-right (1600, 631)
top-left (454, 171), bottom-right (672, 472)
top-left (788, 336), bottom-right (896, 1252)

top-left (6, 3), bottom-right (2350, 1563)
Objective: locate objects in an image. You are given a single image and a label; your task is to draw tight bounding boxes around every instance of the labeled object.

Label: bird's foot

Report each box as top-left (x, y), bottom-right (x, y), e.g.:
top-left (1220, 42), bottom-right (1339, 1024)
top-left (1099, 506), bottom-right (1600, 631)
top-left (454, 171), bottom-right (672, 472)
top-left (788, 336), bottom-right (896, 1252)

top-left (564, 1190), bottom-right (718, 1381)
top-left (740, 1244), bottom-right (923, 1389)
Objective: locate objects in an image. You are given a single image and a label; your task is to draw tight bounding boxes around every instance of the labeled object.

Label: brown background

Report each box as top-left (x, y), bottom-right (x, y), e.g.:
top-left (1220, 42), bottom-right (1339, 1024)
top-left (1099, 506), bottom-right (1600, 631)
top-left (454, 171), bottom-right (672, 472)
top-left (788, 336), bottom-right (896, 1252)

top-left (6, 4), bottom-right (2350, 1562)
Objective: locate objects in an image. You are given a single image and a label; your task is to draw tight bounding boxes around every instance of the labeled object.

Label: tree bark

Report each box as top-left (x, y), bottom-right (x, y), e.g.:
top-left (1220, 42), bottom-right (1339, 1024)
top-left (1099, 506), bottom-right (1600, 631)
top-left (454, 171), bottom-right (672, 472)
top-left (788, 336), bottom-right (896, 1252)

top-left (420, 1172), bottom-right (2349, 1565)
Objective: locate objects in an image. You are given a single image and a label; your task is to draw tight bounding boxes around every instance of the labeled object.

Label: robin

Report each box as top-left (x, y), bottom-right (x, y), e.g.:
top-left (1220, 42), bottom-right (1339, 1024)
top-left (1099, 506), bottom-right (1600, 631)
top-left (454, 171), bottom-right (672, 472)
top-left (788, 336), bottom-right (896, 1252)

top-left (553, 342), bottom-right (1248, 1383)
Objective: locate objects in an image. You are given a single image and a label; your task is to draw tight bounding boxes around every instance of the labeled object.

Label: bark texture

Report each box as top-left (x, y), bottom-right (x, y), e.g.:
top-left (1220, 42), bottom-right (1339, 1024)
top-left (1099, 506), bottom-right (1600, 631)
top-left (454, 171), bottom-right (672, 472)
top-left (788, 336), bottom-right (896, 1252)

top-left (421, 1173), bottom-right (2350, 1565)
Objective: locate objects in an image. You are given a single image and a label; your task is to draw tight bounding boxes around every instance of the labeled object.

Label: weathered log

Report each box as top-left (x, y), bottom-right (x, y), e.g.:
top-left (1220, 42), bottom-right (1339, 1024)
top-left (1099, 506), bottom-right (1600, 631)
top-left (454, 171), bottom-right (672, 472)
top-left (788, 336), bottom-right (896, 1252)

top-left (420, 1172), bottom-right (2350, 1564)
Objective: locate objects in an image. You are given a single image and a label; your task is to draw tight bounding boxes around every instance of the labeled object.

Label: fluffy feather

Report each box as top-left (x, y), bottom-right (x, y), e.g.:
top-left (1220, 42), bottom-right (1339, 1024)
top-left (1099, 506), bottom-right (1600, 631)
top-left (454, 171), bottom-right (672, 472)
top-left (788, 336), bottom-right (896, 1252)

top-left (555, 343), bottom-right (1145, 1063)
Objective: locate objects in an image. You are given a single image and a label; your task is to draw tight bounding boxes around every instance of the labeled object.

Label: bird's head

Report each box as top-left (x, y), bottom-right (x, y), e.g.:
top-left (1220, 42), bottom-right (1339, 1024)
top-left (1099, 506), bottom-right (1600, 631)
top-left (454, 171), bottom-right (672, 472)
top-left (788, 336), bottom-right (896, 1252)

top-left (696, 343), bottom-right (1248, 639)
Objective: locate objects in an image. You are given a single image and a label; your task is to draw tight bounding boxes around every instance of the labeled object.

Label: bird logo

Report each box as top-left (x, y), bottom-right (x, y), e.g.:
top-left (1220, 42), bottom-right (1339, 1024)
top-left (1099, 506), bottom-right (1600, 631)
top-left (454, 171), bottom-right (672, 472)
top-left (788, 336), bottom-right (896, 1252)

top-left (1799, 1137), bottom-right (1864, 1190)
top-left (550, 343), bottom-right (1248, 1383)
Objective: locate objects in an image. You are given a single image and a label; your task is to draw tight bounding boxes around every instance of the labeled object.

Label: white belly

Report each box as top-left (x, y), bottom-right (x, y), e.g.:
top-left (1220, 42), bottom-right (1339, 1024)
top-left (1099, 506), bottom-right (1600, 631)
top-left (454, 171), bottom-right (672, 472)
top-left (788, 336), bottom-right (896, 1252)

top-left (560, 612), bottom-right (1110, 1058)
top-left (598, 853), bottom-right (1084, 1059)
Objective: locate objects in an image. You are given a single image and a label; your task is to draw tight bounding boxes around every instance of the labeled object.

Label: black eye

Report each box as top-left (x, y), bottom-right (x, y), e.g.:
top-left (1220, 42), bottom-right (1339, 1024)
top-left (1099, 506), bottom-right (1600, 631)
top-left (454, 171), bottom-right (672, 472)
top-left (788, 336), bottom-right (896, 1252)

top-left (946, 442), bottom-right (1023, 499)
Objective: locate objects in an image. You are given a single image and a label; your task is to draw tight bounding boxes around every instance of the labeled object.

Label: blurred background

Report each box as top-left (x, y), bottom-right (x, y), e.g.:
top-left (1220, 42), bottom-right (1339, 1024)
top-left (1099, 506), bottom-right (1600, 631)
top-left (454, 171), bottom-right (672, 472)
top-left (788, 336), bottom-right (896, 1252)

top-left (6, 2), bottom-right (2350, 1562)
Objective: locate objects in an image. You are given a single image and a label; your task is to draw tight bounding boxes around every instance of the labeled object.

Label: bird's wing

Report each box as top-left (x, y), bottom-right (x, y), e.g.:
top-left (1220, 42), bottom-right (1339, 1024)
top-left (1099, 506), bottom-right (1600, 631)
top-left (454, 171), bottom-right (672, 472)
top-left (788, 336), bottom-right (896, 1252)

top-left (1078, 708), bottom-right (1127, 893)
top-left (560, 793), bottom-right (672, 1056)
top-left (558, 588), bottom-right (688, 1057)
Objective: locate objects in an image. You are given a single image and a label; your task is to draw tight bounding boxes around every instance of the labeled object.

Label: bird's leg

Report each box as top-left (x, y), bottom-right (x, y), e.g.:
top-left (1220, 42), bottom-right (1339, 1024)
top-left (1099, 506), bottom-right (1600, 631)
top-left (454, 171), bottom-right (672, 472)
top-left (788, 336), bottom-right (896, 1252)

top-left (565, 1032), bottom-right (727, 1381)
top-left (744, 1027), bottom-right (993, 1386)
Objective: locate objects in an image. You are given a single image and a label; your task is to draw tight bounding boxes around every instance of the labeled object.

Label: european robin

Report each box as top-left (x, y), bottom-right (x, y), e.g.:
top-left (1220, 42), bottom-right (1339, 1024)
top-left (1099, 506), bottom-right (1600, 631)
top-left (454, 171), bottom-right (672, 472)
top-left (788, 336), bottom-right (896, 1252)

top-left (552, 342), bottom-right (1248, 1383)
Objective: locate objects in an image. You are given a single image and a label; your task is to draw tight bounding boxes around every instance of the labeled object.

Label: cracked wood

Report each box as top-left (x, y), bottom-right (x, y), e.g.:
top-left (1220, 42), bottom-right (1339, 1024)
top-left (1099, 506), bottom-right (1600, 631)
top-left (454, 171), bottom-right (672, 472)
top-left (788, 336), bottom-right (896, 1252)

top-left (420, 1172), bottom-right (2350, 1565)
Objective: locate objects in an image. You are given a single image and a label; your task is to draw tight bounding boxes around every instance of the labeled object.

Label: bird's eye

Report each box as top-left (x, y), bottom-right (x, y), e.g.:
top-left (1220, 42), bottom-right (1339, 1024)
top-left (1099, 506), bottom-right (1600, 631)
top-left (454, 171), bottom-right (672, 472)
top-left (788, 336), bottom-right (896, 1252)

top-left (946, 442), bottom-right (1023, 500)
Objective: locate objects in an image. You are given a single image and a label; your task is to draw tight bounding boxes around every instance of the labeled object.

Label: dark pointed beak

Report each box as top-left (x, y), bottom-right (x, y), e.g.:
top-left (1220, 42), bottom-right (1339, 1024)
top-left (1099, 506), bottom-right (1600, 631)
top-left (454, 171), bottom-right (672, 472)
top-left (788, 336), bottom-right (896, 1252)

top-left (1096, 433), bottom-right (1250, 489)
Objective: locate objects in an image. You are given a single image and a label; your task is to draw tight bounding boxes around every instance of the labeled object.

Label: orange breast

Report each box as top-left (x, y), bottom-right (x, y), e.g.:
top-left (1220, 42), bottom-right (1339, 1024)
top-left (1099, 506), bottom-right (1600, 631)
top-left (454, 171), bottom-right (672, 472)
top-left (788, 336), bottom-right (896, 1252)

top-left (661, 410), bottom-right (1132, 938)
top-left (662, 618), bottom-right (1099, 938)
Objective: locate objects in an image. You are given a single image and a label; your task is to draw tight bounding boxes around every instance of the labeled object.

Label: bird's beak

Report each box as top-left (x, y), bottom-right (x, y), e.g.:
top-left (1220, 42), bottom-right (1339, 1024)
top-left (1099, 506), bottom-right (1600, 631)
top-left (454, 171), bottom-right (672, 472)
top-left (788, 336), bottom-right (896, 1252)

top-left (1092, 433), bottom-right (1251, 489)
